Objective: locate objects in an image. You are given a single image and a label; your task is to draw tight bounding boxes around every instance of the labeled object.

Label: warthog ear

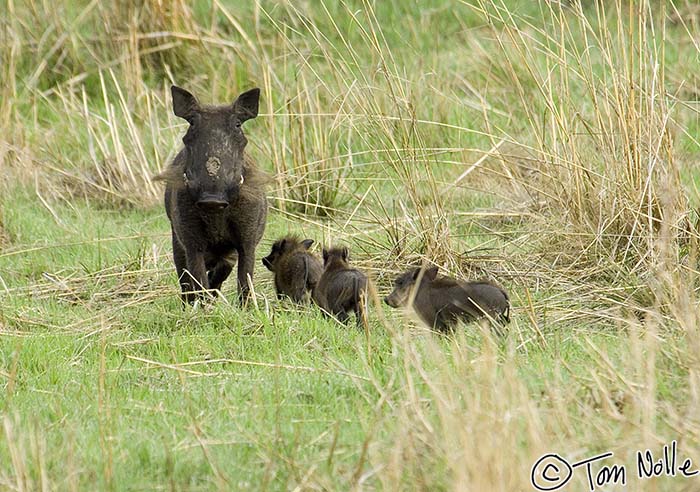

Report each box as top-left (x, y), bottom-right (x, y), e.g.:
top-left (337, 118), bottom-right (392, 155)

top-left (233, 88), bottom-right (260, 122)
top-left (302, 239), bottom-right (314, 250)
top-left (341, 247), bottom-right (349, 262)
top-left (171, 86), bottom-right (199, 121)
top-left (424, 266), bottom-right (439, 281)
top-left (322, 249), bottom-right (329, 264)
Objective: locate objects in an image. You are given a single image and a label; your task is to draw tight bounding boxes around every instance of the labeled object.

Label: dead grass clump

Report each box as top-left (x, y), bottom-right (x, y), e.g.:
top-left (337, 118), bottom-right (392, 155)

top-left (474, 0), bottom-right (694, 284)
top-left (33, 76), bottom-right (174, 209)
top-left (97, 0), bottom-right (198, 93)
top-left (361, 197), bottom-right (455, 271)
top-left (258, 3), bottom-right (457, 262)
top-left (270, 83), bottom-right (356, 217)
top-left (20, 246), bottom-right (173, 311)
top-left (43, 159), bottom-right (151, 210)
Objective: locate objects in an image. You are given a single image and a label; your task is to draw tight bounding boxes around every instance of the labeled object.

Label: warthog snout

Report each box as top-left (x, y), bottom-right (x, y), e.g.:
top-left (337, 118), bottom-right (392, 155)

top-left (384, 295), bottom-right (397, 307)
top-left (196, 194), bottom-right (229, 211)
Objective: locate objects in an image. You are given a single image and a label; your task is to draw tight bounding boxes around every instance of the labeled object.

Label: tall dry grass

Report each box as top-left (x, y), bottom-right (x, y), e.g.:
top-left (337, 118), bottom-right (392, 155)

top-left (479, 0), bottom-right (689, 261)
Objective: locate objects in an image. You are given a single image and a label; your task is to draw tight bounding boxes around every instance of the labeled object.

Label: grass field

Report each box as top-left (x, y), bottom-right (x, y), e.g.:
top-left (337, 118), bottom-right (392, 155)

top-left (2, 0), bottom-right (700, 490)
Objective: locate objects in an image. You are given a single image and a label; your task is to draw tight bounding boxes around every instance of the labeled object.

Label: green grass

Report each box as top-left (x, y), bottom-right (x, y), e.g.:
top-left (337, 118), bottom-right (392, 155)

top-left (2, 0), bottom-right (700, 490)
top-left (1, 312), bottom-right (381, 489)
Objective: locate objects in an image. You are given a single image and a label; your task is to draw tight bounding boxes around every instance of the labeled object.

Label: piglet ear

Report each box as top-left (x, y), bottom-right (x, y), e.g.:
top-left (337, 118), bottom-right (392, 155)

top-left (302, 239), bottom-right (314, 250)
top-left (233, 88), bottom-right (260, 122)
top-left (322, 249), bottom-right (329, 264)
top-left (171, 86), bottom-right (199, 121)
top-left (341, 247), bottom-right (349, 262)
top-left (424, 266), bottom-right (439, 281)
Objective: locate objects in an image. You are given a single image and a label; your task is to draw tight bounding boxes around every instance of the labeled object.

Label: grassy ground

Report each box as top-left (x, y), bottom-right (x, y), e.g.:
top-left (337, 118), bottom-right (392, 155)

top-left (2, 0), bottom-right (700, 490)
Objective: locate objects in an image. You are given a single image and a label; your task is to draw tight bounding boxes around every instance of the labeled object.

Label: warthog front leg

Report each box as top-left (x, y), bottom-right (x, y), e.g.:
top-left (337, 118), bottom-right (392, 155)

top-left (236, 243), bottom-right (256, 304)
top-left (172, 230), bottom-right (197, 305)
top-left (181, 249), bottom-right (208, 305)
top-left (208, 260), bottom-right (233, 293)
